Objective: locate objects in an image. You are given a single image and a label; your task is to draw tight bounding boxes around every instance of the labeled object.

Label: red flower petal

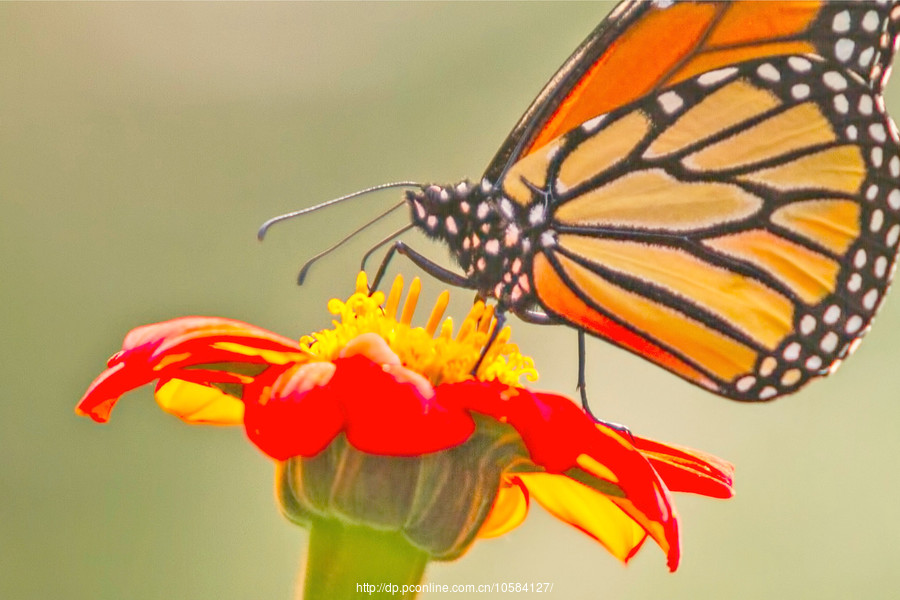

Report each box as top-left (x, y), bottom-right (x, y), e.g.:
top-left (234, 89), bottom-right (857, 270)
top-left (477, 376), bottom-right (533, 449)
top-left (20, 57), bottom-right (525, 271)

top-left (243, 364), bottom-right (346, 461)
top-left (76, 360), bottom-right (155, 423)
top-left (76, 317), bottom-right (305, 423)
top-left (244, 356), bottom-right (476, 460)
top-left (634, 435), bottom-right (735, 499)
top-left (437, 381), bottom-right (682, 569)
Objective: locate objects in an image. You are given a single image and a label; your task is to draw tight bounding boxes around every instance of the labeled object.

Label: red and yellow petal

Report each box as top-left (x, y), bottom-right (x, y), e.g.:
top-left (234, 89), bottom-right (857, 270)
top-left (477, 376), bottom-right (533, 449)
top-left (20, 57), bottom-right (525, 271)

top-left (516, 472), bottom-right (656, 566)
top-left (438, 380), bottom-right (686, 569)
top-left (76, 316), bottom-right (307, 423)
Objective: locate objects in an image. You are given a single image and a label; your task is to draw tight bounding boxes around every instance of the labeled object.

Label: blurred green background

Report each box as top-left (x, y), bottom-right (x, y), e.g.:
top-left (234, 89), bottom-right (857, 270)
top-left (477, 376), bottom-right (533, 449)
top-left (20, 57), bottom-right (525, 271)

top-left (4, 2), bottom-right (900, 599)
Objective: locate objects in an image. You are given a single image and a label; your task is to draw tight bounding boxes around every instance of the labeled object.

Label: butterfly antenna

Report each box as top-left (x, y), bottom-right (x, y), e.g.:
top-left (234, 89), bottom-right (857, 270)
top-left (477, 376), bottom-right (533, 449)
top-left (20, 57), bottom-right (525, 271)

top-left (257, 181), bottom-right (423, 241)
top-left (297, 200), bottom-right (406, 285)
top-left (360, 223), bottom-right (415, 273)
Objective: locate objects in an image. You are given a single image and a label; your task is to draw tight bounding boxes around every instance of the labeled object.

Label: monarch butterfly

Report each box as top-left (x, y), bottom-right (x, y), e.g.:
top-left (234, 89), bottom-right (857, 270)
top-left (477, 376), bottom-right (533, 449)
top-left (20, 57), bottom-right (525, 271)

top-left (266, 1), bottom-right (900, 403)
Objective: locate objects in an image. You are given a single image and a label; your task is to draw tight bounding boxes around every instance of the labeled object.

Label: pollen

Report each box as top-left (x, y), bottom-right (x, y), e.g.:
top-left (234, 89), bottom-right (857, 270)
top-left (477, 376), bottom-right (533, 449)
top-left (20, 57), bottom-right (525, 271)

top-left (300, 272), bottom-right (538, 386)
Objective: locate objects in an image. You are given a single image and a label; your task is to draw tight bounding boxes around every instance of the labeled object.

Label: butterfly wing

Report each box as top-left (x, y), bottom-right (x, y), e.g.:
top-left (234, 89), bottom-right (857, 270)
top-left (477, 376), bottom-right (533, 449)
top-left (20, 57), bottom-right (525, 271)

top-left (490, 1), bottom-right (900, 401)
top-left (486, 1), bottom-right (900, 184)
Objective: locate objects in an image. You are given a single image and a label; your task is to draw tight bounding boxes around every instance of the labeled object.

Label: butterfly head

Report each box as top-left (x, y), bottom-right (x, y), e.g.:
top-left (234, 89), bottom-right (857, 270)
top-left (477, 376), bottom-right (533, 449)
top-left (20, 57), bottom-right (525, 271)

top-left (406, 181), bottom-right (537, 309)
top-left (406, 182), bottom-right (475, 241)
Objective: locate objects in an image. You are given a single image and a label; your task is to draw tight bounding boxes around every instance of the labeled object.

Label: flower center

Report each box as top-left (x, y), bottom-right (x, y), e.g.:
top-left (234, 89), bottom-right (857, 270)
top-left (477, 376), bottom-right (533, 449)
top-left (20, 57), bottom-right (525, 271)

top-left (300, 272), bottom-right (537, 387)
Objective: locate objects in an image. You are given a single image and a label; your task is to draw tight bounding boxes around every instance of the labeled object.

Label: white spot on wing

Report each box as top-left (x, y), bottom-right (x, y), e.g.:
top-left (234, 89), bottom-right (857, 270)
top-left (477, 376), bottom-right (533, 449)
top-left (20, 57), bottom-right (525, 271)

top-left (820, 331), bottom-right (839, 353)
top-left (859, 94), bottom-right (874, 115)
top-left (859, 46), bottom-right (875, 67)
top-left (863, 10), bottom-right (880, 32)
top-left (845, 315), bottom-right (864, 334)
top-left (789, 56), bottom-right (812, 72)
top-left (697, 67), bottom-right (738, 86)
top-left (824, 71), bottom-right (848, 90)
top-left (888, 189), bottom-right (900, 209)
top-left (872, 146), bottom-right (884, 166)
top-left (759, 386), bottom-right (778, 400)
top-left (875, 255), bottom-right (888, 278)
top-left (835, 38), bottom-right (855, 62)
top-left (757, 63), bottom-right (781, 82)
top-left (871, 209), bottom-right (884, 232)
top-left (581, 114), bottom-right (606, 132)
top-left (792, 84), bottom-right (810, 99)
top-left (657, 91), bottom-right (684, 114)
top-left (870, 123), bottom-right (888, 142)
top-left (863, 288), bottom-right (880, 310)
top-left (800, 314), bottom-right (817, 334)
top-left (832, 10), bottom-right (851, 33)
top-left (736, 376), bottom-right (756, 392)
top-left (834, 94), bottom-right (849, 114)
top-left (783, 342), bottom-right (801, 361)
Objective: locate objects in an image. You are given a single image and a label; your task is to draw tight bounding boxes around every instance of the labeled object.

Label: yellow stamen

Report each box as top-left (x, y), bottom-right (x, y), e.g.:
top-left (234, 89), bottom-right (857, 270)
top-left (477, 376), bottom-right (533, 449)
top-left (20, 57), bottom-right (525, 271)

top-left (439, 318), bottom-right (454, 340)
top-left (385, 274), bottom-right (404, 319)
top-left (301, 272), bottom-right (538, 387)
top-left (400, 278), bottom-right (421, 325)
top-left (425, 290), bottom-right (450, 336)
top-left (355, 271), bottom-right (369, 295)
top-left (457, 302), bottom-right (482, 342)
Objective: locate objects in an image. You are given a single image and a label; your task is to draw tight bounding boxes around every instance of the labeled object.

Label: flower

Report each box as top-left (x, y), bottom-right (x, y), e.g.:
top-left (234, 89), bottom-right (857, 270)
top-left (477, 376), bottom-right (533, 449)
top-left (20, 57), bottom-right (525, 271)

top-left (77, 273), bottom-right (733, 573)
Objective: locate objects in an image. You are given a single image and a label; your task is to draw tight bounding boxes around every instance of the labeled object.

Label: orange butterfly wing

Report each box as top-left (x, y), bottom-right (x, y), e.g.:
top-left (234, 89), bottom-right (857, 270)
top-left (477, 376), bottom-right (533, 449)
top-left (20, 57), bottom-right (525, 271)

top-left (487, 1), bottom-right (895, 181)
top-left (484, 1), bottom-right (900, 400)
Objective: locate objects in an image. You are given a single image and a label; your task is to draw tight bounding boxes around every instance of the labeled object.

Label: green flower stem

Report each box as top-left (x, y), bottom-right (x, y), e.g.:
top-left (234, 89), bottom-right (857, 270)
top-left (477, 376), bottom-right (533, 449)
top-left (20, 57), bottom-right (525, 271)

top-left (301, 518), bottom-right (429, 600)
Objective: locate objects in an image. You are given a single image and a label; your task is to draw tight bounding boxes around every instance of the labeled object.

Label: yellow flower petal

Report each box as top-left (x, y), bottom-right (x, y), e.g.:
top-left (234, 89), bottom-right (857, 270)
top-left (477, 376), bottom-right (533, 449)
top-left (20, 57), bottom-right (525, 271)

top-left (155, 379), bottom-right (245, 425)
top-left (478, 477), bottom-right (529, 539)
top-left (517, 472), bottom-right (648, 564)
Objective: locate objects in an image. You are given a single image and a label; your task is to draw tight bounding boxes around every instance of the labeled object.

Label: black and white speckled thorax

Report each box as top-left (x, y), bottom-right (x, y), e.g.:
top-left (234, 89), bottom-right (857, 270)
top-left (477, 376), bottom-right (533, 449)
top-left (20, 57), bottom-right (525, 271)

top-left (406, 182), bottom-right (540, 309)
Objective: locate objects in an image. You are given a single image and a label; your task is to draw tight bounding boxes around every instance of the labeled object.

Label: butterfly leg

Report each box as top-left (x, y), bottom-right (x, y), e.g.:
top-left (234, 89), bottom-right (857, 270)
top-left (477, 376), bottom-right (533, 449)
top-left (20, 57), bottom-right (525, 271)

top-left (576, 330), bottom-right (633, 438)
top-left (516, 308), bottom-right (553, 325)
top-left (368, 240), bottom-right (476, 293)
top-left (471, 306), bottom-right (506, 375)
